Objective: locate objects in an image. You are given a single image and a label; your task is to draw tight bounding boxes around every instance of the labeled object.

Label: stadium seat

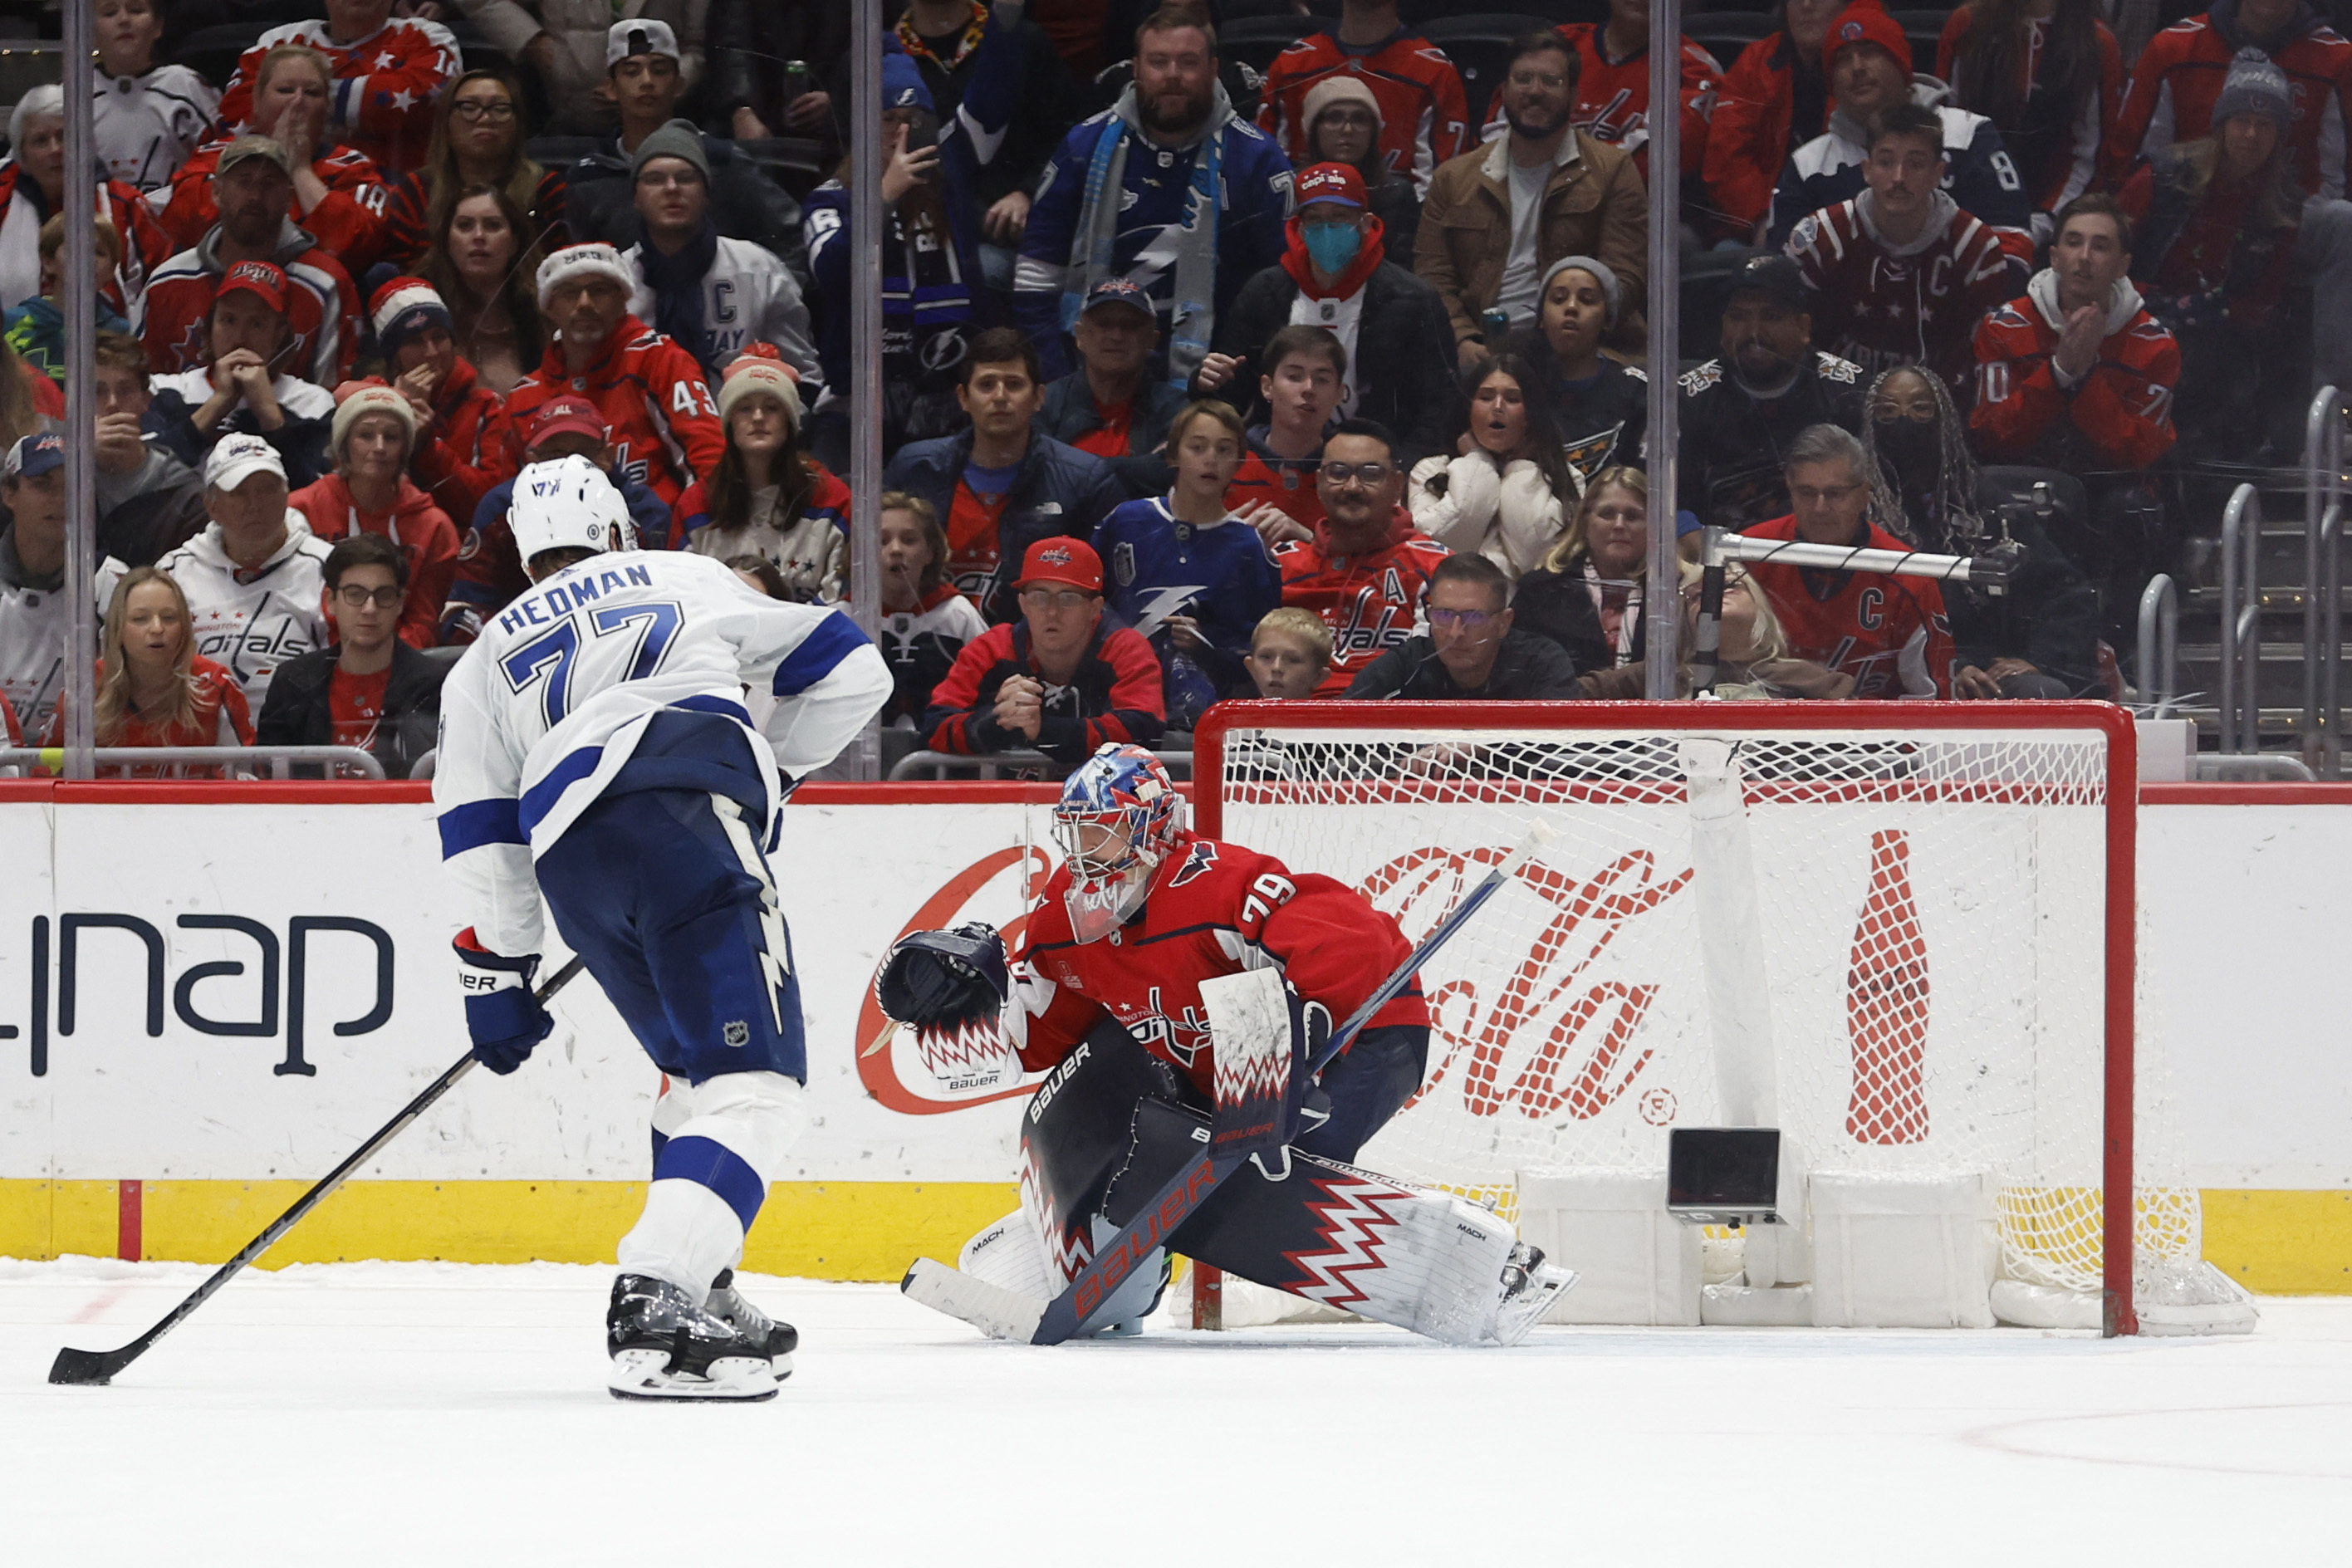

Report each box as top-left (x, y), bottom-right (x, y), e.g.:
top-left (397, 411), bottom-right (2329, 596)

top-left (1686, 10), bottom-right (1779, 59)
top-left (1420, 15), bottom-right (1562, 129)
top-left (524, 136), bottom-right (600, 169)
top-left (1219, 17), bottom-right (1322, 79)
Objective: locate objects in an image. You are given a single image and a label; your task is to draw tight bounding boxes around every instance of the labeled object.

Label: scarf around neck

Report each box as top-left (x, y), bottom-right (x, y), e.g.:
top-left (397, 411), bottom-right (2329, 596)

top-left (1279, 212), bottom-right (1385, 301)
top-left (639, 218), bottom-right (722, 375)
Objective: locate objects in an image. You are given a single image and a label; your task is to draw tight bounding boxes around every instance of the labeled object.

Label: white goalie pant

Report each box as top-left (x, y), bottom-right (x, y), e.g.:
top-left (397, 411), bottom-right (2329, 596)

top-left (621, 1071), bottom-right (808, 1306)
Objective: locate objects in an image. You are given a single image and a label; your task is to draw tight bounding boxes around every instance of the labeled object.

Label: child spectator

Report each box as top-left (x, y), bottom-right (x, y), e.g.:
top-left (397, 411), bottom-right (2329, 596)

top-left (44, 567), bottom-right (252, 777)
top-left (1297, 76), bottom-right (1422, 258)
top-left (1512, 465), bottom-right (1655, 676)
top-left (1938, 0), bottom-right (2122, 245)
top-left (145, 258), bottom-right (337, 487)
top-left (213, 0), bottom-right (458, 180)
top-left (1507, 256), bottom-right (1649, 488)
top-left (95, 0), bottom-right (220, 194)
top-left (1273, 417), bottom-right (1451, 695)
top-left (920, 537), bottom-right (1165, 764)
top-left (421, 184), bottom-right (547, 398)
top-left (0, 86), bottom-right (171, 315)
top-left (1038, 277), bottom-right (1190, 500)
top-left (877, 492), bottom-right (988, 728)
top-left (672, 358), bottom-right (850, 603)
top-left (91, 331), bottom-right (208, 567)
top-left (376, 69), bottom-right (568, 272)
top-left (1345, 551), bottom-right (1580, 699)
top-left (1244, 606), bottom-right (1333, 698)
top-left (157, 434), bottom-right (333, 711)
top-left (0, 434), bottom-right (129, 738)
top-left (291, 381), bottom-right (462, 649)
top-left (1223, 324), bottom-right (1350, 542)
top-left (1706, 0), bottom-right (1841, 239)
top-left (375, 277), bottom-right (508, 532)
top-left (1255, 0), bottom-right (1470, 197)
top-left (1094, 399), bottom-right (1282, 725)
top-left (5, 217), bottom-right (130, 384)
top-left (255, 531), bottom-right (446, 777)
top-left (1409, 353), bottom-right (1577, 582)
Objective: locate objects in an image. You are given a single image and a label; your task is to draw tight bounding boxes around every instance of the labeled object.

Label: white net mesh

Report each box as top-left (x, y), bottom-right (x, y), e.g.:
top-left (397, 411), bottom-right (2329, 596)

top-left (1210, 712), bottom-right (2197, 1305)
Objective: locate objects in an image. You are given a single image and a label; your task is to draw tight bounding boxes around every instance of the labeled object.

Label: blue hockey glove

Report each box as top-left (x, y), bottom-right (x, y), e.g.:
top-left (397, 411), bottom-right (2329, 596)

top-left (454, 929), bottom-right (553, 1074)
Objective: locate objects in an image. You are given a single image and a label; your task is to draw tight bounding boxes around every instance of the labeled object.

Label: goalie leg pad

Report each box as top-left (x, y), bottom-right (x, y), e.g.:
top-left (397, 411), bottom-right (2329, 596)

top-left (958, 1208), bottom-right (1056, 1301)
top-left (1021, 1019), bottom-right (1197, 1284)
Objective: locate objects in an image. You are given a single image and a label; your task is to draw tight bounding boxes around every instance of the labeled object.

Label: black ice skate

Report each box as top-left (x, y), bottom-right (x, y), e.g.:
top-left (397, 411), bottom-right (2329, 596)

top-left (607, 1273), bottom-right (779, 1402)
top-left (707, 1268), bottom-right (798, 1374)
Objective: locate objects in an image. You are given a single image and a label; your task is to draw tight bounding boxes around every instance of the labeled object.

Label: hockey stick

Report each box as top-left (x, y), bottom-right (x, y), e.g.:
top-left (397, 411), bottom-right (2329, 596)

top-left (904, 822), bottom-right (1558, 1345)
top-left (48, 954), bottom-right (589, 1387)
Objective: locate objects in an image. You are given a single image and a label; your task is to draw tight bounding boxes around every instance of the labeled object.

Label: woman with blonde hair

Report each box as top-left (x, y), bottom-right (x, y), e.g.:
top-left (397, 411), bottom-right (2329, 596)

top-left (1575, 561), bottom-right (1854, 699)
top-left (1511, 465), bottom-right (1653, 676)
top-left (44, 568), bottom-right (253, 777)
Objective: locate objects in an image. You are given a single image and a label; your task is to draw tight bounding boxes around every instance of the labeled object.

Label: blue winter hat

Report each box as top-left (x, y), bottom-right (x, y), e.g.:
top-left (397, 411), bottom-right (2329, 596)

top-left (881, 38), bottom-right (934, 115)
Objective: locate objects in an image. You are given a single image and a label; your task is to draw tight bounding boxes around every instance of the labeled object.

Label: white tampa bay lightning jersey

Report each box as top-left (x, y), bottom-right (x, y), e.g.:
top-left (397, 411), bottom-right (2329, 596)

top-left (433, 547), bottom-right (890, 955)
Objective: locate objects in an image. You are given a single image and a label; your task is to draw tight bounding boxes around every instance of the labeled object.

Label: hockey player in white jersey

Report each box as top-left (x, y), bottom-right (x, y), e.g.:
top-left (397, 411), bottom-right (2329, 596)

top-left (434, 454), bottom-right (890, 1401)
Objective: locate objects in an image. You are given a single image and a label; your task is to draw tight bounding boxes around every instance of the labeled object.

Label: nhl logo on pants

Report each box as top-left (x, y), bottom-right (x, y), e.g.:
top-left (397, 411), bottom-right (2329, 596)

top-left (724, 1022), bottom-right (750, 1048)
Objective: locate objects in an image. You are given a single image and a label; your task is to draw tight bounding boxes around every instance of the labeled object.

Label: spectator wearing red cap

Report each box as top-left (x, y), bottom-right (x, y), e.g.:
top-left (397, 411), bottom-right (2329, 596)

top-left (291, 380), bottom-right (462, 649)
top-left (670, 358), bottom-right (851, 603)
top-left (1765, 4), bottom-right (2034, 260)
top-left (443, 394), bottom-right (669, 643)
top-left (1036, 277), bottom-right (1192, 499)
top-left (211, 2), bottom-right (460, 180)
top-left (1254, 0), bottom-right (1471, 197)
top-left (0, 86), bottom-right (172, 316)
top-left (146, 257), bottom-right (337, 486)
top-left (375, 277), bottom-right (508, 531)
top-left (919, 535), bottom-right (1164, 765)
top-left (135, 134), bottom-right (363, 393)
top-left (1194, 161), bottom-right (1457, 464)
top-left (498, 242), bottom-right (724, 511)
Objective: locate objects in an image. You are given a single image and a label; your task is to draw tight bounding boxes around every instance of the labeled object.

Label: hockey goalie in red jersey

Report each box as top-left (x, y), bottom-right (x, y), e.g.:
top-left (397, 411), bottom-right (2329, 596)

top-left (874, 744), bottom-right (1574, 1345)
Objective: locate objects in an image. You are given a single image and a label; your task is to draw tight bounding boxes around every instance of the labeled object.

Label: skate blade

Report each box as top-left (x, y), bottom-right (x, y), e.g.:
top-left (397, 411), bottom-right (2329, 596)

top-left (1492, 1265), bottom-right (1580, 1347)
top-left (607, 1348), bottom-right (780, 1403)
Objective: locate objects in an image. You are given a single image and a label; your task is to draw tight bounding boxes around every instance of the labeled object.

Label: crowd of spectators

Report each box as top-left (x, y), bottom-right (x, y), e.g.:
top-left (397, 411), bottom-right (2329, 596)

top-left (0, 0), bottom-right (2345, 779)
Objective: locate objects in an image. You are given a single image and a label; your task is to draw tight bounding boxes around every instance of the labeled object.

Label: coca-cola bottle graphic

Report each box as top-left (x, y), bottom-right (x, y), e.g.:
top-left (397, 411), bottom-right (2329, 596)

top-left (1847, 830), bottom-right (1931, 1144)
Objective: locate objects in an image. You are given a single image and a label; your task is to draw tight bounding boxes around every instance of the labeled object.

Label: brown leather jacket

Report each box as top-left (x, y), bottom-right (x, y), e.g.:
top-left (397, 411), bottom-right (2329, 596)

top-left (1411, 128), bottom-right (1650, 351)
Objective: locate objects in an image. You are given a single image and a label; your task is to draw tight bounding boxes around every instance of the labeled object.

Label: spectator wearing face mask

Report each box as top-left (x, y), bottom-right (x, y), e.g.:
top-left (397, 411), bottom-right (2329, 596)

top-left (1292, 76), bottom-right (1423, 262)
top-left (375, 277), bottom-right (509, 532)
top-left (291, 380), bottom-right (463, 649)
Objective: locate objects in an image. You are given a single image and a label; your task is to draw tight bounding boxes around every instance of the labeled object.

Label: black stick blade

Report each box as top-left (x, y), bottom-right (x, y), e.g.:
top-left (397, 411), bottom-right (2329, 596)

top-left (48, 1345), bottom-right (123, 1385)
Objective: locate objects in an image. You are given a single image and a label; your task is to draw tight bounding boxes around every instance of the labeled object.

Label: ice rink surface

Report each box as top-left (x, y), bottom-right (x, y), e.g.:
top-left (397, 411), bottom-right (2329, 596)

top-left (4, 1258), bottom-right (2345, 1566)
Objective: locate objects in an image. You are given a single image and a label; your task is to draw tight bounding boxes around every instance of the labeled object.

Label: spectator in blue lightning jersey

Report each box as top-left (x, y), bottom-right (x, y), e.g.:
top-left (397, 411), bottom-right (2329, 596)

top-left (1015, 7), bottom-right (1295, 388)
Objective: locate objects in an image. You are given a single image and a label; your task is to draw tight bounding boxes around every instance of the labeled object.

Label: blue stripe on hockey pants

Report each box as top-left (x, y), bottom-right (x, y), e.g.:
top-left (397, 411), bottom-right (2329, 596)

top-left (1293, 1024), bottom-right (1429, 1164)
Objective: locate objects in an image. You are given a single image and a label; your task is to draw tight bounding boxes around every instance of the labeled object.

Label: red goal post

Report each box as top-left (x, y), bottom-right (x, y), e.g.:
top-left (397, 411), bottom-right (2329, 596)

top-left (1189, 700), bottom-right (2143, 1336)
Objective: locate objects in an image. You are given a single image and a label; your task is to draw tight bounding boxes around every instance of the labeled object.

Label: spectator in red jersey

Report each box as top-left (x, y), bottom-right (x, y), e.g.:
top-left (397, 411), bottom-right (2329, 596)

top-left (1244, 606), bottom-right (1333, 698)
top-left (1508, 255), bottom-right (1649, 488)
top-left (93, 0), bottom-right (219, 196)
top-left (1508, 0), bottom-right (1722, 186)
top-left (920, 536), bottom-right (1164, 764)
top-left (91, 331), bottom-right (209, 569)
top-left (375, 69), bottom-right (568, 275)
top-left (1938, 0), bottom-right (2123, 246)
top-left (883, 327), bottom-right (1126, 623)
top-left (157, 47), bottom-right (392, 270)
top-left (1223, 324), bottom-right (1350, 546)
top-left (1272, 417), bottom-right (1451, 696)
top-left (213, 0), bottom-right (458, 180)
top-left (0, 85), bottom-right (170, 315)
top-left (254, 531), bottom-right (446, 777)
top-left (876, 492), bottom-right (988, 728)
top-left (420, 183), bottom-right (548, 399)
top-left (1970, 194), bottom-right (2182, 474)
top-left (1255, 0), bottom-right (1471, 198)
top-left (1706, 0), bottom-right (1844, 238)
top-left (499, 242), bottom-right (723, 511)
top-left (1194, 161), bottom-right (1458, 466)
top-left (2119, 54), bottom-right (2305, 460)
top-left (1409, 351), bottom-right (1578, 583)
top-left (1513, 464), bottom-right (1655, 678)
top-left (145, 258), bottom-right (338, 487)
top-left (44, 567), bottom-right (251, 777)
top-left (1299, 76), bottom-right (1422, 259)
top-left (1785, 104), bottom-right (2025, 404)
top-left (1414, 30), bottom-right (1649, 373)
top-left (135, 135), bottom-right (363, 394)
top-left (1345, 551), bottom-right (1580, 699)
top-left (375, 277), bottom-right (508, 533)
top-left (1739, 422), bottom-right (1955, 698)
top-left (1036, 277), bottom-right (1188, 501)
top-left (291, 381), bottom-right (461, 649)
top-left (671, 358), bottom-right (850, 602)
top-left (1575, 558), bottom-right (1856, 698)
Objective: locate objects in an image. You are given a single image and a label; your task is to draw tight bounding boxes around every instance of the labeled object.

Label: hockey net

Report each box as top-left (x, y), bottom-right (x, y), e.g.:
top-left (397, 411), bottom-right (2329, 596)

top-left (1193, 700), bottom-right (2195, 1334)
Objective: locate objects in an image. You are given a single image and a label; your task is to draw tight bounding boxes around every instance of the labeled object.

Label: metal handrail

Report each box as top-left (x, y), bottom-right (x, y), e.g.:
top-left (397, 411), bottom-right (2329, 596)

top-left (0, 746), bottom-right (386, 780)
top-left (2136, 573), bottom-right (2179, 718)
top-left (2218, 483), bottom-right (2263, 754)
top-left (2305, 386), bottom-right (2348, 777)
top-left (2196, 753), bottom-right (2319, 782)
top-left (887, 748), bottom-right (1194, 782)
top-left (409, 748), bottom-right (437, 781)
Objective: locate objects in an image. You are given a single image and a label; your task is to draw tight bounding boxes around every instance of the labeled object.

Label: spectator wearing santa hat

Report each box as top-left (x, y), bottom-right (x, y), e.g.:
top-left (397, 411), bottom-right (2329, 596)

top-left (289, 380), bottom-right (460, 649)
top-left (374, 277), bottom-right (508, 530)
top-left (1192, 162), bottom-right (1458, 464)
top-left (669, 355), bottom-right (851, 603)
top-left (498, 240), bottom-right (724, 509)
top-left (145, 257), bottom-right (336, 486)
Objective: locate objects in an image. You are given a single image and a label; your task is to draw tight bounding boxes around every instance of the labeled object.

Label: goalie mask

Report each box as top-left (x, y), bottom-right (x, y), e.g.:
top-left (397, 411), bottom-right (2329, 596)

top-left (1053, 743), bottom-right (1185, 944)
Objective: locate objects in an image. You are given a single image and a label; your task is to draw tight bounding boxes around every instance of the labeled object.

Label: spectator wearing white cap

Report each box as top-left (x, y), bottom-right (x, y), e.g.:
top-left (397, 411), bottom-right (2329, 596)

top-left (562, 27), bottom-right (801, 263)
top-left (620, 122), bottom-right (821, 390)
top-left (375, 276), bottom-right (509, 528)
top-left (0, 433), bottom-right (129, 738)
top-left (156, 433), bottom-right (334, 709)
top-left (498, 241), bottom-right (723, 510)
top-left (670, 356), bottom-right (851, 603)
top-left (212, 0), bottom-right (460, 180)
top-left (291, 380), bottom-right (462, 649)
top-left (456, 3), bottom-right (707, 138)
top-left (1298, 75), bottom-right (1423, 261)
top-left (146, 257), bottom-right (338, 487)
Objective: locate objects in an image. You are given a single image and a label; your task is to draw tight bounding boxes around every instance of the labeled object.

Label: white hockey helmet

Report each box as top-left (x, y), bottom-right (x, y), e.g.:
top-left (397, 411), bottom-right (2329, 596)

top-left (511, 453), bottom-right (632, 571)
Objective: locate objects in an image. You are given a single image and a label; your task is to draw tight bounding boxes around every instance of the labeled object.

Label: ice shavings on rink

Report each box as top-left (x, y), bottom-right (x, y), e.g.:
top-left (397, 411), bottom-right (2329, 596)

top-left (7, 1258), bottom-right (2351, 1566)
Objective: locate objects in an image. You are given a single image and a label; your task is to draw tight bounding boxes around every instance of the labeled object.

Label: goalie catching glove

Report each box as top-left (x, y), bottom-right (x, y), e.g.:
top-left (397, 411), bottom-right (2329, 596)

top-left (454, 929), bottom-right (555, 1074)
top-left (875, 923), bottom-right (1010, 1030)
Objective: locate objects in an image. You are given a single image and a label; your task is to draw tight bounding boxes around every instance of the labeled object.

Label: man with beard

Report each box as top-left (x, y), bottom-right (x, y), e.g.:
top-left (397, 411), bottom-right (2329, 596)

top-left (1414, 28), bottom-right (1648, 372)
top-left (1677, 253), bottom-right (1866, 533)
top-left (1016, 7), bottom-right (1295, 385)
top-left (1272, 417), bottom-right (1451, 694)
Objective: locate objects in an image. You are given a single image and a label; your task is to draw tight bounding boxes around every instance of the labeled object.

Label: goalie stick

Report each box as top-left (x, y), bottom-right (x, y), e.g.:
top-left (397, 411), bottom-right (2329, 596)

top-left (48, 955), bottom-right (589, 1387)
top-left (903, 822), bottom-right (1559, 1345)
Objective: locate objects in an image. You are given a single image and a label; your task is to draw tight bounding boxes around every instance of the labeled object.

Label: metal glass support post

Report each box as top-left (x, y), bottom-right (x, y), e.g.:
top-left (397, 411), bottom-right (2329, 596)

top-left (1642, 0), bottom-right (1682, 698)
top-left (2218, 483), bottom-right (2260, 755)
top-left (845, 0), bottom-right (887, 780)
top-left (2135, 573), bottom-right (2177, 719)
top-left (2305, 387), bottom-right (2345, 778)
top-left (61, 0), bottom-right (97, 780)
